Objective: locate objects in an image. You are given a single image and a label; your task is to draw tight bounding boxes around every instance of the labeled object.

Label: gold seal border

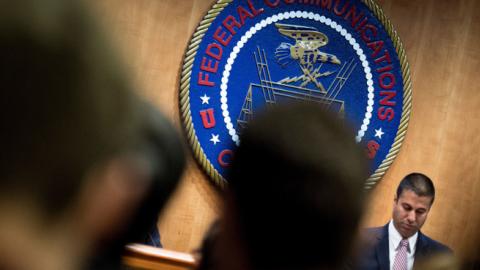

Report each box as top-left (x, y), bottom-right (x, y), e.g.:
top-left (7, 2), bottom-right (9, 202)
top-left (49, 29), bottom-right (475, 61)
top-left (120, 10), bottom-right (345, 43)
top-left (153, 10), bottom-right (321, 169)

top-left (179, 0), bottom-right (232, 188)
top-left (362, 0), bottom-right (412, 189)
top-left (178, 0), bottom-right (412, 189)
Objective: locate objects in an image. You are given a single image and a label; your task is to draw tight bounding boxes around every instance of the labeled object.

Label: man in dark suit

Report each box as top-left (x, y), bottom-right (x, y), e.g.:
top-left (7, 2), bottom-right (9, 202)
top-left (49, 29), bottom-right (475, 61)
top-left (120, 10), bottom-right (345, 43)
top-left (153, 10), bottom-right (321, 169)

top-left (355, 173), bottom-right (451, 270)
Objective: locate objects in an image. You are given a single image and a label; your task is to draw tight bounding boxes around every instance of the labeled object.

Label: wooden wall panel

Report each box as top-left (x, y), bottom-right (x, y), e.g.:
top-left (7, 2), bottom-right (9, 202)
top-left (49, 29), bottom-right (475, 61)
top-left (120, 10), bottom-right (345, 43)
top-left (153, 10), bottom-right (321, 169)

top-left (88, 0), bottom-right (480, 259)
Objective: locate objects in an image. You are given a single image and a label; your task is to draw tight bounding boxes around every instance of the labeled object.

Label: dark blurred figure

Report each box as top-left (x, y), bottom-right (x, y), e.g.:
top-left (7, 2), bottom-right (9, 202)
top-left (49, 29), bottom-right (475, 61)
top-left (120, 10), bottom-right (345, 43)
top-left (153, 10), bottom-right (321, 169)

top-left (88, 103), bottom-right (185, 270)
top-left (414, 253), bottom-right (460, 270)
top-left (196, 220), bottom-right (221, 270)
top-left (0, 0), bottom-right (184, 269)
top-left (198, 103), bottom-right (368, 270)
top-left (353, 173), bottom-right (451, 270)
top-left (466, 234), bottom-right (480, 270)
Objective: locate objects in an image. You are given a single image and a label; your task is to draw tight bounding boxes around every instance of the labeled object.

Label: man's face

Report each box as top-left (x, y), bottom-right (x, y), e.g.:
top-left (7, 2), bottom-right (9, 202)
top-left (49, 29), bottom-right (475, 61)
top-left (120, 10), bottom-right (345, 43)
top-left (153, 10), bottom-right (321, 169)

top-left (392, 189), bottom-right (432, 238)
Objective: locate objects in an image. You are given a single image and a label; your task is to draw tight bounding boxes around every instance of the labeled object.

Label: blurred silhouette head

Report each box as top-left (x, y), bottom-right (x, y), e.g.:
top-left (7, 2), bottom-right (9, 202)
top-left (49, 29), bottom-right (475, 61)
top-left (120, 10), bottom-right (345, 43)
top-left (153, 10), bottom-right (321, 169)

top-left (0, 0), bottom-right (184, 269)
top-left (221, 103), bottom-right (368, 270)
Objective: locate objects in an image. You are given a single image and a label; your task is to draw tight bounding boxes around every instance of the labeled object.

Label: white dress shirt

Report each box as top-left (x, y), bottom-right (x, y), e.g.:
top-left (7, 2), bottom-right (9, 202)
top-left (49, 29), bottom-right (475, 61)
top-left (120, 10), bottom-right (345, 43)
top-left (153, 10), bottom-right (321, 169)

top-left (388, 220), bottom-right (418, 270)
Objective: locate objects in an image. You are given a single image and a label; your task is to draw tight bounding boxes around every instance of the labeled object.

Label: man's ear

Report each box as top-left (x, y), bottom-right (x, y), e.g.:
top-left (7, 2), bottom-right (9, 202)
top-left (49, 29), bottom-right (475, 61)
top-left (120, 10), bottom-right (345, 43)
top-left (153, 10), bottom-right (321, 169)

top-left (72, 156), bottom-right (152, 245)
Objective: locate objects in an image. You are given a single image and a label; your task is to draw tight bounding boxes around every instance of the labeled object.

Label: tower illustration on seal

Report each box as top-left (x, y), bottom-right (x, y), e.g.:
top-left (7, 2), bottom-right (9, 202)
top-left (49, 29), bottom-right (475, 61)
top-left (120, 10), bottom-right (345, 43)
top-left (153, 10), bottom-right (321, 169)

top-left (237, 23), bottom-right (357, 134)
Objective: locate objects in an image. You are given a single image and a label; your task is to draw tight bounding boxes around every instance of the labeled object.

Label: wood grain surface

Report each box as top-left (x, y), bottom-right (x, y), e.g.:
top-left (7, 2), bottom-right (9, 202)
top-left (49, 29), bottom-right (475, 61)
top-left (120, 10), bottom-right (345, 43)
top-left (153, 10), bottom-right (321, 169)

top-left (87, 0), bottom-right (480, 260)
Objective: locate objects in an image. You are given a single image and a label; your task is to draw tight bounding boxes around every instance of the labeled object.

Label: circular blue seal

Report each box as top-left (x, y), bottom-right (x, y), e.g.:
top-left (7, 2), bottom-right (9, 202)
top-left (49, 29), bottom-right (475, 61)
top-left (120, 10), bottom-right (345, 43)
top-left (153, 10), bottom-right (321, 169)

top-left (179, 0), bottom-right (412, 187)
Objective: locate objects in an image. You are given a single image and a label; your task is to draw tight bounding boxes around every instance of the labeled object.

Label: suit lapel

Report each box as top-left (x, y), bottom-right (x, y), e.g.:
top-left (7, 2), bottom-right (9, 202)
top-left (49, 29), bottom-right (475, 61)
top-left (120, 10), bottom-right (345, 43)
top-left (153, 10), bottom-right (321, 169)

top-left (414, 231), bottom-right (429, 264)
top-left (375, 224), bottom-right (390, 270)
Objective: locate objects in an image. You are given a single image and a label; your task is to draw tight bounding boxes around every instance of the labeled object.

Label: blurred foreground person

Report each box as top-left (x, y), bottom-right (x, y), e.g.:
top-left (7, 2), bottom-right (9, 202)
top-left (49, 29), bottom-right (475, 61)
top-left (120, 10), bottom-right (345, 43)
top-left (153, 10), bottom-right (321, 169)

top-left (354, 173), bottom-right (451, 270)
top-left (414, 253), bottom-right (460, 270)
top-left (0, 1), bottom-right (184, 269)
top-left (200, 103), bottom-right (368, 270)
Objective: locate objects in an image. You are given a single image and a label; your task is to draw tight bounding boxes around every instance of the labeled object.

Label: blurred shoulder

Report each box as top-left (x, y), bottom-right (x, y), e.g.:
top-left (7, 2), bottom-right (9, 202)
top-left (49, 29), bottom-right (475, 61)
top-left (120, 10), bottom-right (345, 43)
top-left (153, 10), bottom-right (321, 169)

top-left (419, 232), bottom-right (452, 254)
top-left (364, 225), bottom-right (387, 239)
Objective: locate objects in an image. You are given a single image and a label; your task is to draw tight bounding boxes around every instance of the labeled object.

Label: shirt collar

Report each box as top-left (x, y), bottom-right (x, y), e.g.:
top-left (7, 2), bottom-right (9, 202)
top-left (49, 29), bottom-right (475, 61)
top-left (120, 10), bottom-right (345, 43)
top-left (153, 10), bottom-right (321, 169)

top-left (388, 220), bottom-right (418, 254)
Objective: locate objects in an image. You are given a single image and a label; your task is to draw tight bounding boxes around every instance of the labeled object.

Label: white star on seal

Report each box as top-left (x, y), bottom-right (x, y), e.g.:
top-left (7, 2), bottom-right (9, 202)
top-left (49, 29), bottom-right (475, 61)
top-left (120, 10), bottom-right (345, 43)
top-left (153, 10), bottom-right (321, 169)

top-left (374, 128), bottom-right (385, 139)
top-left (200, 94), bottom-right (210, 104)
top-left (210, 134), bottom-right (220, 145)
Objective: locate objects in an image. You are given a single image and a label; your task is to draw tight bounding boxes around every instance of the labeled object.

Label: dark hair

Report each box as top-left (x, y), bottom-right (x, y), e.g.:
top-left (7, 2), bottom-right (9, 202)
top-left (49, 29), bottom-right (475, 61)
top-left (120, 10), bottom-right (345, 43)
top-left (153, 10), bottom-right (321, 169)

top-left (396, 173), bottom-right (435, 205)
top-left (227, 103), bottom-right (368, 270)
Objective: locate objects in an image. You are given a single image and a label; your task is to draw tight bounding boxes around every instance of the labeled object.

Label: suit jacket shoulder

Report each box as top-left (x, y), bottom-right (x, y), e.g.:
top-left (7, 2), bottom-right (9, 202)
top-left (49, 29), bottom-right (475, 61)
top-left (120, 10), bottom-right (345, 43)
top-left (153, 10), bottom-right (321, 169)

top-left (351, 225), bottom-right (452, 270)
top-left (416, 231), bottom-right (452, 258)
top-left (413, 231), bottom-right (452, 268)
top-left (352, 224), bottom-right (390, 270)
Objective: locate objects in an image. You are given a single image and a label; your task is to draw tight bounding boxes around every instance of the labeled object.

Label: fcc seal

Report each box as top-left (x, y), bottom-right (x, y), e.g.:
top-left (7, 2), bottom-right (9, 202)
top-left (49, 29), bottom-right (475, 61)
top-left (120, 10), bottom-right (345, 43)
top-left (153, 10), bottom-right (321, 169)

top-left (179, 0), bottom-right (411, 187)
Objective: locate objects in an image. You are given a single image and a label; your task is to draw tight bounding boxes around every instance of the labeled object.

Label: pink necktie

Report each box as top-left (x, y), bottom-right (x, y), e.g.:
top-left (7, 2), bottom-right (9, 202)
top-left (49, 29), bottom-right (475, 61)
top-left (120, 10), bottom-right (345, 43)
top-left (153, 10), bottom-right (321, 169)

top-left (392, 239), bottom-right (409, 270)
